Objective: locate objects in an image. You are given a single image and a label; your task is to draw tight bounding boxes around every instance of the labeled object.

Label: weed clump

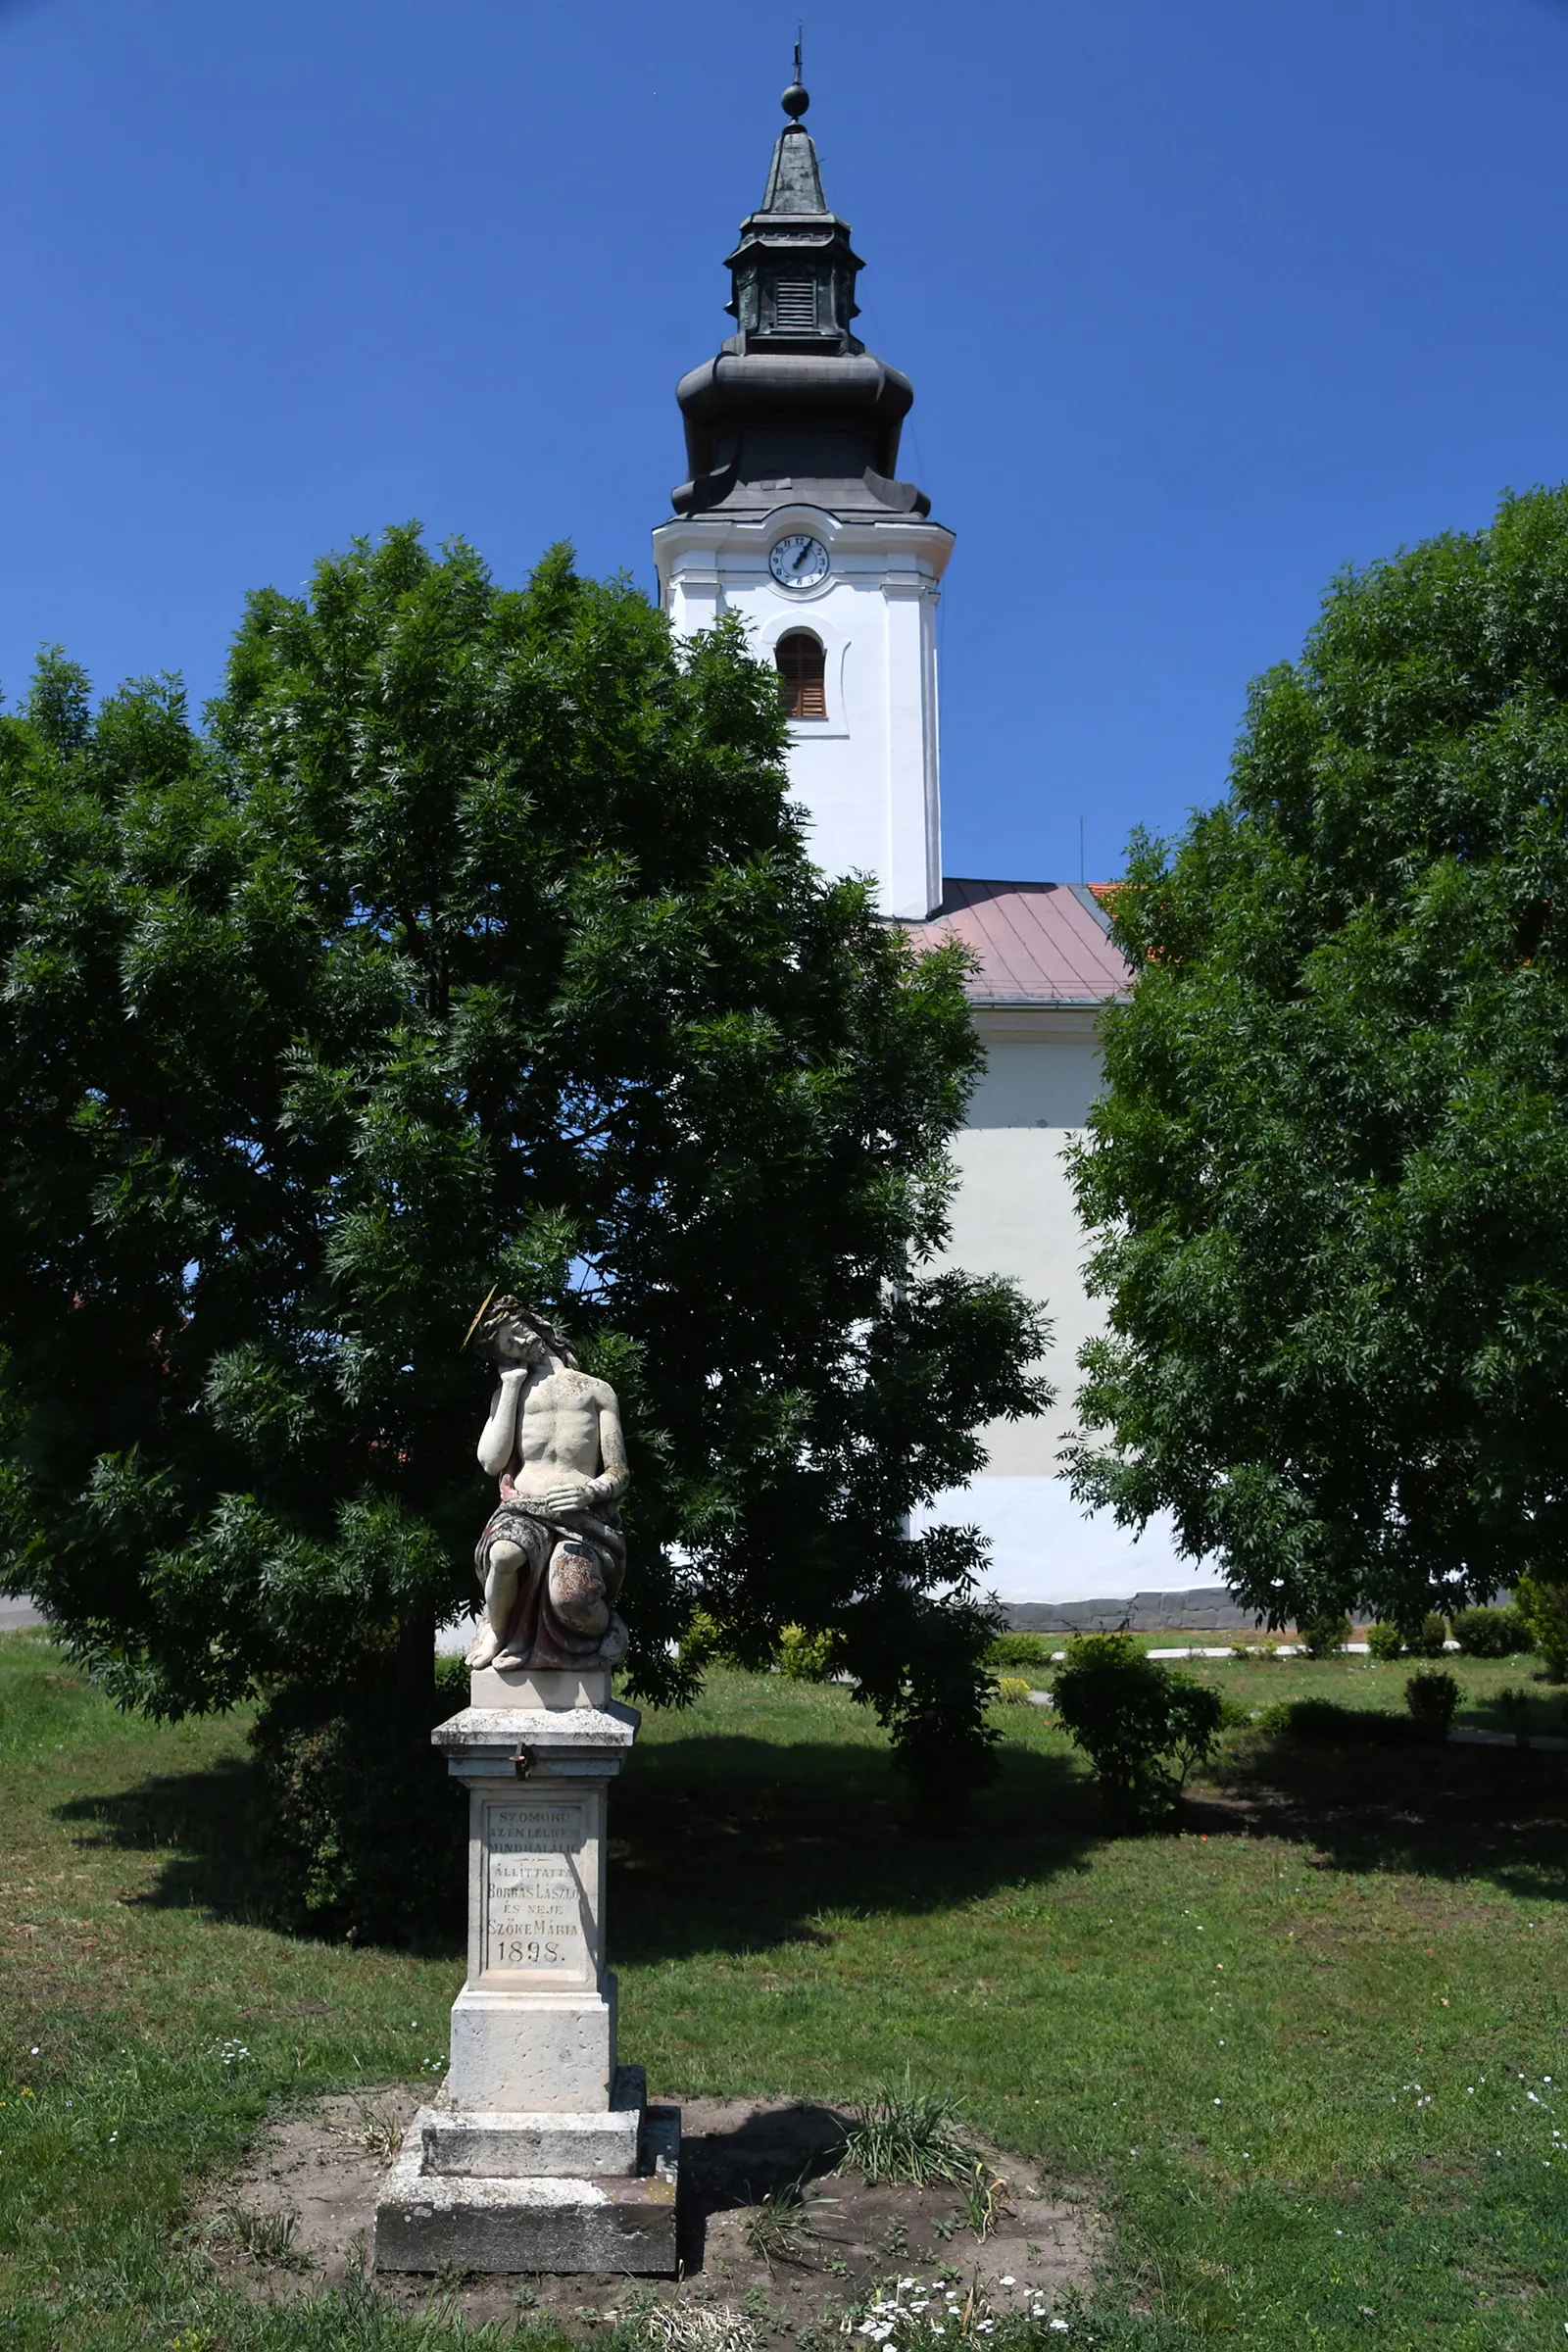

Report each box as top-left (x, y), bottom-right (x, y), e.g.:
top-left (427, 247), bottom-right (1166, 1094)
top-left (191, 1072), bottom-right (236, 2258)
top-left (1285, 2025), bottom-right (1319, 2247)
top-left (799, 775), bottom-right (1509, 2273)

top-left (843, 2074), bottom-right (972, 2187)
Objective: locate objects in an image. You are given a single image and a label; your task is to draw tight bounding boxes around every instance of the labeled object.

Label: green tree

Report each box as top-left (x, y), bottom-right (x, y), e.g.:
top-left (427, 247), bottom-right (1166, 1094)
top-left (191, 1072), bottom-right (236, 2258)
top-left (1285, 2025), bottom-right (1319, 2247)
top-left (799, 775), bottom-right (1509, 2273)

top-left (0, 529), bottom-right (1046, 1817)
top-left (1070, 485), bottom-right (1568, 1632)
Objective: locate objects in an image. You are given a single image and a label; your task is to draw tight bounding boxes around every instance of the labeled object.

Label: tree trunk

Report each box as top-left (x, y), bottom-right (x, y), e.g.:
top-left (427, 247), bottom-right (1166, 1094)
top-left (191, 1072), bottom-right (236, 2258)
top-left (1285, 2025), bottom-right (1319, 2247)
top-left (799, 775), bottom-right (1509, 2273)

top-left (397, 1609), bottom-right (436, 1697)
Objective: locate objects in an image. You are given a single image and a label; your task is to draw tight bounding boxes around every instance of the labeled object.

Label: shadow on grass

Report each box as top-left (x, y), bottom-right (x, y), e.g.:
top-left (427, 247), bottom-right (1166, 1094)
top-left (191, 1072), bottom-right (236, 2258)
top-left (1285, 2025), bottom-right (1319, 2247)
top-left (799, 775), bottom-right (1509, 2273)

top-left (55, 1754), bottom-right (270, 1924)
top-left (49, 1720), bottom-right (1090, 1961)
top-left (1194, 1731), bottom-right (1568, 1903)
top-left (610, 1730), bottom-right (1091, 1961)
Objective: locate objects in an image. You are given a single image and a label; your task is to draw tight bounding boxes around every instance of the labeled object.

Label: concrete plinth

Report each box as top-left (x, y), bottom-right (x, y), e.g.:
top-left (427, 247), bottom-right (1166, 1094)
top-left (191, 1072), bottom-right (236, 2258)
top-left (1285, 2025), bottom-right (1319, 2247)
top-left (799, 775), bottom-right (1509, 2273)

top-left (375, 1681), bottom-right (673, 2274)
top-left (375, 2101), bottom-right (679, 2274)
top-left (421, 2064), bottom-right (646, 2178)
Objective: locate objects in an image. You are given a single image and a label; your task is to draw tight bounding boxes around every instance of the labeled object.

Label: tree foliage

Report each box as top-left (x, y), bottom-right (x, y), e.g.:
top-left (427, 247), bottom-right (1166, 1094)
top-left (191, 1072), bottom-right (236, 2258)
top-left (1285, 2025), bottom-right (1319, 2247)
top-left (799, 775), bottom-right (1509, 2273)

top-left (0, 528), bottom-right (1046, 1801)
top-left (1071, 485), bottom-right (1568, 1630)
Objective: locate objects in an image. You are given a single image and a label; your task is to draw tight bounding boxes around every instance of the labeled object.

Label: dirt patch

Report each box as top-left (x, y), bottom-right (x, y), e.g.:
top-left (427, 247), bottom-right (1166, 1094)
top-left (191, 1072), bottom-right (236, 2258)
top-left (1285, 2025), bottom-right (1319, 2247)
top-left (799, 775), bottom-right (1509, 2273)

top-left (198, 2088), bottom-right (1101, 2335)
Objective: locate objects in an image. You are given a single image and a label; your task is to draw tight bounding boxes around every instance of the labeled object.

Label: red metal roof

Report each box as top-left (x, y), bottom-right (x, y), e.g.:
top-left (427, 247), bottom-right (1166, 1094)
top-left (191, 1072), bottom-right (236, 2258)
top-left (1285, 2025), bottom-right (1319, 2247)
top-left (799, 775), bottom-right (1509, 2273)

top-left (904, 878), bottom-right (1131, 1006)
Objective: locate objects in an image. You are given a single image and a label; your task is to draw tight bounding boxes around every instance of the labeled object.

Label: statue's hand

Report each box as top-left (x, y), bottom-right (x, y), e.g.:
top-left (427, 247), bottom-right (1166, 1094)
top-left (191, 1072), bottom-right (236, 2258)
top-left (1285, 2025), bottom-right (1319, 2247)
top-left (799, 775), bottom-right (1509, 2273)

top-left (537, 1481), bottom-right (591, 1517)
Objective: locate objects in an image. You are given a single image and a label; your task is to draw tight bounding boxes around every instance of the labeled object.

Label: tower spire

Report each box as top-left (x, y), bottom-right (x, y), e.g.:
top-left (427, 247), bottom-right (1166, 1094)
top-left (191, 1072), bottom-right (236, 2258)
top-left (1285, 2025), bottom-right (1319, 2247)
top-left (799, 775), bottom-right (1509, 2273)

top-left (668, 76), bottom-right (928, 519)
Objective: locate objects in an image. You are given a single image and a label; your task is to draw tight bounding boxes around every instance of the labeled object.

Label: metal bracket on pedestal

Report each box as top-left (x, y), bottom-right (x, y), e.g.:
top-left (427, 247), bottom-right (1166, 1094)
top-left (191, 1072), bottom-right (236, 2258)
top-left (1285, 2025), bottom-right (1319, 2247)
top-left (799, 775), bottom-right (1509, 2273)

top-left (510, 1743), bottom-right (535, 1779)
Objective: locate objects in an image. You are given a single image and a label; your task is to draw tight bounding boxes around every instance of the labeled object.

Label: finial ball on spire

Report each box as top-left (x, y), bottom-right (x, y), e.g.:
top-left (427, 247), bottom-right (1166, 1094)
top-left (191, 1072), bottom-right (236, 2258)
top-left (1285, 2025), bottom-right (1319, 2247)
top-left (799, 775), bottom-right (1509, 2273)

top-left (782, 78), bottom-right (808, 121)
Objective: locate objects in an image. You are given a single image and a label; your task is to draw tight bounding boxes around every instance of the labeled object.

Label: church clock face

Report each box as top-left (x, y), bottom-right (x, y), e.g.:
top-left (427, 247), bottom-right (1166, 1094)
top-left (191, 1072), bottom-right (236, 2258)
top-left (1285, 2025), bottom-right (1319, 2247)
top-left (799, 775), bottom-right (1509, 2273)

top-left (769, 533), bottom-right (829, 589)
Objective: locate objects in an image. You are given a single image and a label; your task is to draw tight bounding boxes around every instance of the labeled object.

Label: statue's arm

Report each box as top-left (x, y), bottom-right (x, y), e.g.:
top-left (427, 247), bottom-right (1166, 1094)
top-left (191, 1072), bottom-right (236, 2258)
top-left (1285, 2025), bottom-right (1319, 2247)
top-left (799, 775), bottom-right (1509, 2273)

top-left (476, 1373), bottom-right (523, 1478)
top-left (584, 1386), bottom-right (630, 1506)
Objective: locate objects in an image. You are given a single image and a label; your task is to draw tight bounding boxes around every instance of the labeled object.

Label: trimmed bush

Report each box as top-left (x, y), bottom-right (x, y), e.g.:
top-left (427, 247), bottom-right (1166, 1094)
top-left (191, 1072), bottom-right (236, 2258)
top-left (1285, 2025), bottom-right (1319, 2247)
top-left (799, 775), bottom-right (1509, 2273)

top-left (1407, 1612), bottom-right (1449, 1659)
top-left (983, 1632), bottom-right (1056, 1669)
top-left (1051, 1633), bottom-right (1225, 1823)
top-left (1451, 1605), bottom-right (1531, 1659)
top-left (1516, 1574), bottom-right (1568, 1682)
top-left (1365, 1622), bottom-right (1404, 1661)
top-left (1404, 1669), bottom-right (1460, 1740)
top-left (992, 1675), bottom-right (1033, 1705)
top-left (778, 1623), bottom-right (838, 1682)
top-left (679, 1606), bottom-right (733, 1668)
top-left (249, 1663), bottom-right (467, 1944)
top-left (1299, 1612), bottom-right (1352, 1660)
top-left (1261, 1696), bottom-right (1412, 1746)
top-left (1496, 1685), bottom-right (1534, 1747)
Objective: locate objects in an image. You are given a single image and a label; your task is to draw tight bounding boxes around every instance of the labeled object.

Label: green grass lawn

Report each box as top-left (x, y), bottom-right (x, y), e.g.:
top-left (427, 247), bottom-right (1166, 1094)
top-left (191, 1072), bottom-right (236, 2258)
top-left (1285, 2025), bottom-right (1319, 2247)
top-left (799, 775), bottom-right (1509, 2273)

top-left (2, 1629), bottom-right (1566, 2349)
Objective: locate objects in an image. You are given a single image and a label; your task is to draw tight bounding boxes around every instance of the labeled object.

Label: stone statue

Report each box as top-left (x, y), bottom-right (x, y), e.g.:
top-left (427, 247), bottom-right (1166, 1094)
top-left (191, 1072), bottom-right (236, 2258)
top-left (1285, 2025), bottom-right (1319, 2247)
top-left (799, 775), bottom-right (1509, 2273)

top-left (463, 1297), bottom-right (629, 1674)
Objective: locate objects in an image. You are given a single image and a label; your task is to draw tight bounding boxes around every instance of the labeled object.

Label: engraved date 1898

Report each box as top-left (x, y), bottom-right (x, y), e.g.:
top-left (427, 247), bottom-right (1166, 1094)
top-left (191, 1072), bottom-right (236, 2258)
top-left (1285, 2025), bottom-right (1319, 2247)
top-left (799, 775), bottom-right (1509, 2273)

top-left (498, 1937), bottom-right (563, 1967)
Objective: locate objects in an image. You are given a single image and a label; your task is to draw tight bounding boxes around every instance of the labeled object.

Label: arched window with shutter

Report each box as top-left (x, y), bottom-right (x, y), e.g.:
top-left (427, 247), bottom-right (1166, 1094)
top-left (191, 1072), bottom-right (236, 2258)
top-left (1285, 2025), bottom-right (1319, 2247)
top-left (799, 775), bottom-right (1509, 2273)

top-left (776, 630), bottom-right (826, 720)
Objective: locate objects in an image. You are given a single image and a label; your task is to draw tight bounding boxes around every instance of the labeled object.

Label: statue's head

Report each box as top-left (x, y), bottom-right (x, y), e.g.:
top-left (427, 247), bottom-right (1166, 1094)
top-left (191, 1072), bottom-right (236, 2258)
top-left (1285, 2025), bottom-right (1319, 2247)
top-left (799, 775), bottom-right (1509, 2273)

top-left (464, 1291), bottom-right (580, 1371)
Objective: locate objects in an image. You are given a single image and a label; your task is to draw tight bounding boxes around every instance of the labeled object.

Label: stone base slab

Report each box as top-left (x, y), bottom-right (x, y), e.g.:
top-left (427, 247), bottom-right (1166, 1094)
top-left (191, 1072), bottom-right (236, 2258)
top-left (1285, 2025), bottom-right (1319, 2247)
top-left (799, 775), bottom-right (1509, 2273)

top-left (375, 2103), bottom-right (679, 2274)
top-left (420, 2065), bottom-right (644, 2178)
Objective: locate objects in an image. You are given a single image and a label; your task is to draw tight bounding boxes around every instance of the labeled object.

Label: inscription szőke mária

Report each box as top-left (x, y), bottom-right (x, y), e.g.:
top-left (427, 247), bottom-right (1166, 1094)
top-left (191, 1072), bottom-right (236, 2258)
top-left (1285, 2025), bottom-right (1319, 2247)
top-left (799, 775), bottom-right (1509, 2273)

top-left (484, 1802), bottom-right (588, 1974)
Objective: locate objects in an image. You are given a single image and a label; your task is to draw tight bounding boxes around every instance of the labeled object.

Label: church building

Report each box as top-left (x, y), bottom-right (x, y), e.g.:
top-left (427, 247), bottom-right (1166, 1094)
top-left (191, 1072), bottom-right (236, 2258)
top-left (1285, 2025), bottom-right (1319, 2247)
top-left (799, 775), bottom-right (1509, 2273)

top-left (653, 80), bottom-right (1206, 1616)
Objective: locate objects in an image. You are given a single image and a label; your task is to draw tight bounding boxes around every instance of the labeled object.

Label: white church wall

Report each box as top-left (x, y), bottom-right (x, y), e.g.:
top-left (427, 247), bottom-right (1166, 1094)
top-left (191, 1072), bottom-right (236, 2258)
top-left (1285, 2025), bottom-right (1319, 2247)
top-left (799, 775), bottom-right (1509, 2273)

top-left (653, 507), bottom-right (951, 919)
top-left (919, 1006), bottom-right (1211, 1603)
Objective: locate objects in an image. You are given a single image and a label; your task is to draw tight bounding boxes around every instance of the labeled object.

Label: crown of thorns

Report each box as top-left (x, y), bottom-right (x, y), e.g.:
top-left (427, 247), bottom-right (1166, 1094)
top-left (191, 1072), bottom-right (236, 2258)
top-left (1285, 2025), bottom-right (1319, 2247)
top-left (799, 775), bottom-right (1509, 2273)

top-left (462, 1289), bottom-right (579, 1370)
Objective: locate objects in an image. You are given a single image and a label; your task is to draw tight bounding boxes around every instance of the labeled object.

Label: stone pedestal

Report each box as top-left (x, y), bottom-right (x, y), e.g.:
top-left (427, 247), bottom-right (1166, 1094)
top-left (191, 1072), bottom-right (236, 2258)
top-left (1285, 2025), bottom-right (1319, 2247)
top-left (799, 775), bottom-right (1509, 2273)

top-left (374, 1670), bottom-right (678, 2274)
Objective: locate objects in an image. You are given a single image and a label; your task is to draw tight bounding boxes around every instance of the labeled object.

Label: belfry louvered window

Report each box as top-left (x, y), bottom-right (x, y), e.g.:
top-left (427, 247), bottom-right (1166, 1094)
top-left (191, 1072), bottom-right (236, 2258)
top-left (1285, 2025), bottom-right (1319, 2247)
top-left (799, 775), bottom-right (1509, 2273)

top-left (777, 632), bottom-right (827, 719)
top-left (773, 278), bottom-right (817, 330)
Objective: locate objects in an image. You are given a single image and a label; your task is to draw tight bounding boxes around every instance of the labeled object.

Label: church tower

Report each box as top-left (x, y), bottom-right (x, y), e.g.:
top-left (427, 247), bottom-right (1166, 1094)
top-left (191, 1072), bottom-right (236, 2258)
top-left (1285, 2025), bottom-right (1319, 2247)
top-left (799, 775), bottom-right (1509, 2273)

top-left (652, 73), bottom-right (952, 921)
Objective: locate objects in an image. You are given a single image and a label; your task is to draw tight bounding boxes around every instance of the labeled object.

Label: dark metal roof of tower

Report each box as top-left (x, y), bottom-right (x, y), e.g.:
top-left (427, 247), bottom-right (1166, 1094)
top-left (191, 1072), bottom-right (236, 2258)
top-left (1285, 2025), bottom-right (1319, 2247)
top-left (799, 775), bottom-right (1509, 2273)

top-left (669, 77), bottom-right (931, 522)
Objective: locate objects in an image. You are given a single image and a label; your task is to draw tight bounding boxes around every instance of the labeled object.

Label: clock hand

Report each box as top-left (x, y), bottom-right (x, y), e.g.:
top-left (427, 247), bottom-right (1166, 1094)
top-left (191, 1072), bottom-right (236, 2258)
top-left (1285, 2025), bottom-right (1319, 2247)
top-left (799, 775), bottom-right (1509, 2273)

top-left (792, 544), bottom-right (813, 572)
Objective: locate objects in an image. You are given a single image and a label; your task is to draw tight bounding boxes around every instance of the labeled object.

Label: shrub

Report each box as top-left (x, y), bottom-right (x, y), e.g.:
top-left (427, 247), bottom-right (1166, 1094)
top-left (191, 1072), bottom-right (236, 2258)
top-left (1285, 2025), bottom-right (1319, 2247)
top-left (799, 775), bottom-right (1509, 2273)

top-left (1516, 1574), bottom-right (1568, 1682)
top-left (1279, 1696), bottom-right (1351, 1741)
top-left (1451, 1605), bottom-right (1531, 1659)
top-left (1404, 1669), bottom-right (1460, 1740)
top-left (1264, 1696), bottom-right (1411, 1746)
top-left (777, 1624), bottom-right (838, 1682)
top-left (1406, 1613), bottom-right (1449, 1659)
top-left (1299, 1612), bottom-right (1352, 1660)
top-left (679, 1606), bottom-right (733, 1668)
top-left (1051, 1634), bottom-right (1225, 1823)
top-left (1365, 1622), bottom-right (1405, 1662)
top-left (983, 1632), bottom-right (1056, 1668)
top-left (249, 1663), bottom-right (468, 1944)
top-left (992, 1675), bottom-right (1033, 1705)
top-left (1496, 1685), bottom-right (1534, 1747)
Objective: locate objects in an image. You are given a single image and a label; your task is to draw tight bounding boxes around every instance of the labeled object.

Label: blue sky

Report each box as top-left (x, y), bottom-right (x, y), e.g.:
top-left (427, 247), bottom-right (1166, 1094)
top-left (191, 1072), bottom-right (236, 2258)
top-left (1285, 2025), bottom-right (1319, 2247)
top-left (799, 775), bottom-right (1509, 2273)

top-left (2, 0), bottom-right (1566, 884)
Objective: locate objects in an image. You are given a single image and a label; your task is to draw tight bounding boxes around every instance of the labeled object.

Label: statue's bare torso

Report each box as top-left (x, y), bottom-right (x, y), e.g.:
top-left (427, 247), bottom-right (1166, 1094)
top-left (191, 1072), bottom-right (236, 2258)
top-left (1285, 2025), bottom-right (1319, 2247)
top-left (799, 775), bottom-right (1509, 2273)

top-left (479, 1362), bottom-right (627, 1516)
top-left (466, 1312), bottom-right (629, 1671)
